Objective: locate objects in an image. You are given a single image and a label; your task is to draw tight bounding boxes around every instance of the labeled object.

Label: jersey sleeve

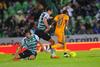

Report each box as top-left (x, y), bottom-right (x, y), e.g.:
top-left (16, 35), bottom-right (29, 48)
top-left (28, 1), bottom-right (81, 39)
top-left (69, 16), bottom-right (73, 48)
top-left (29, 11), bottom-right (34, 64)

top-left (30, 29), bottom-right (35, 36)
top-left (35, 35), bottom-right (39, 41)
top-left (43, 14), bottom-right (49, 20)
top-left (21, 37), bottom-right (26, 47)
top-left (64, 15), bottom-right (69, 21)
top-left (54, 15), bottom-right (58, 22)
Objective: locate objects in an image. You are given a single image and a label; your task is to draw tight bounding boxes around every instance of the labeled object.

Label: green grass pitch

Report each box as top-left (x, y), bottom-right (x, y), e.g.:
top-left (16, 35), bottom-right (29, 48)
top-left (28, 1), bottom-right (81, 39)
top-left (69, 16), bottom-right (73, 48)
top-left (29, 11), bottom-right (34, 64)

top-left (0, 50), bottom-right (100, 67)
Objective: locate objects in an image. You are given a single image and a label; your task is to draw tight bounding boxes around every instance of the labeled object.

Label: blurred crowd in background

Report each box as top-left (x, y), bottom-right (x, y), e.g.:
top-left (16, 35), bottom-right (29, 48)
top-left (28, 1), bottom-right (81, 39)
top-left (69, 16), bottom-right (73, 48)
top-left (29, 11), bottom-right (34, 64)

top-left (0, 0), bottom-right (100, 37)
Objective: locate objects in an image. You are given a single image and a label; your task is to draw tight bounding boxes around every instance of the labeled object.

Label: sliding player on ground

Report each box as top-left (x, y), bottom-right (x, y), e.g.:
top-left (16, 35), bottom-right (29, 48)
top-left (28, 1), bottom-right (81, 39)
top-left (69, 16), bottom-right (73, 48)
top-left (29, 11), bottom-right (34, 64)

top-left (14, 30), bottom-right (44, 60)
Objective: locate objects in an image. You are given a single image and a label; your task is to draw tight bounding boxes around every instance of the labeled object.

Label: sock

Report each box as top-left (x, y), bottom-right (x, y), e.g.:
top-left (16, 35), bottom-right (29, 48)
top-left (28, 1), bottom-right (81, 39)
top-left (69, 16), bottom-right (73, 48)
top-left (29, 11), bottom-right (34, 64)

top-left (50, 48), bottom-right (56, 56)
top-left (64, 43), bottom-right (67, 53)
top-left (49, 45), bottom-right (56, 56)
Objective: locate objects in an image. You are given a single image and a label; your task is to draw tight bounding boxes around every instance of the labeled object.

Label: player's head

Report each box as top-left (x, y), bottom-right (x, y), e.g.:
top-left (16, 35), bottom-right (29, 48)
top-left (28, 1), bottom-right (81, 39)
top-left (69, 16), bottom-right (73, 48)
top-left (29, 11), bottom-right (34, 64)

top-left (47, 8), bottom-right (53, 15)
top-left (62, 10), bottom-right (68, 15)
top-left (25, 30), bottom-right (32, 38)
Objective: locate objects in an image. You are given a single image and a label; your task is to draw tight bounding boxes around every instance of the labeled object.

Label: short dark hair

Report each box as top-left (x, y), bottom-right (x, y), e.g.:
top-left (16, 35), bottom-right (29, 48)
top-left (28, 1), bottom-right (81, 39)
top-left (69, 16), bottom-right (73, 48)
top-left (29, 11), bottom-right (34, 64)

top-left (62, 10), bottom-right (68, 14)
top-left (25, 30), bottom-right (31, 34)
top-left (46, 7), bottom-right (53, 11)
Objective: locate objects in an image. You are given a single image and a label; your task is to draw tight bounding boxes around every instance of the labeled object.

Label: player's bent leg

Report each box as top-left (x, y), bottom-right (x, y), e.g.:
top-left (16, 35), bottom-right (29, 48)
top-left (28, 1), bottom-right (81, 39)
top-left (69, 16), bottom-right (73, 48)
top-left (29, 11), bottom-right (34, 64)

top-left (14, 50), bottom-right (37, 60)
top-left (13, 54), bottom-right (21, 61)
top-left (49, 39), bottom-right (55, 46)
top-left (15, 54), bottom-right (20, 59)
top-left (63, 43), bottom-right (71, 57)
top-left (57, 35), bottom-right (70, 58)
top-left (48, 39), bottom-right (56, 56)
top-left (13, 51), bottom-right (26, 61)
top-left (48, 39), bottom-right (59, 59)
top-left (29, 51), bottom-right (37, 60)
top-left (41, 32), bottom-right (59, 58)
top-left (58, 42), bottom-right (70, 57)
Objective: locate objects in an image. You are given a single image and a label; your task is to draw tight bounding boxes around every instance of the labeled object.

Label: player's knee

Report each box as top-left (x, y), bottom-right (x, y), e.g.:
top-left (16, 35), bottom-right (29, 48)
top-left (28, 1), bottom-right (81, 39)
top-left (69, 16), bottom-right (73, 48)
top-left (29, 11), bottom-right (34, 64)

top-left (58, 42), bottom-right (64, 48)
top-left (58, 42), bottom-right (64, 45)
top-left (15, 54), bottom-right (20, 59)
top-left (49, 39), bottom-right (55, 45)
top-left (52, 40), bottom-right (55, 45)
top-left (29, 55), bottom-right (35, 60)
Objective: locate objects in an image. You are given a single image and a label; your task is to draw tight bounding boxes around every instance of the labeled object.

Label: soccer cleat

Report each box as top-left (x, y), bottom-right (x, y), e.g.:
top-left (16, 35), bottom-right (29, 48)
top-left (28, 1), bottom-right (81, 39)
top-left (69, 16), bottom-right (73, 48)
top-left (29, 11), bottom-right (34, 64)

top-left (51, 56), bottom-right (60, 59)
top-left (64, 52), bottom-right (70, 58)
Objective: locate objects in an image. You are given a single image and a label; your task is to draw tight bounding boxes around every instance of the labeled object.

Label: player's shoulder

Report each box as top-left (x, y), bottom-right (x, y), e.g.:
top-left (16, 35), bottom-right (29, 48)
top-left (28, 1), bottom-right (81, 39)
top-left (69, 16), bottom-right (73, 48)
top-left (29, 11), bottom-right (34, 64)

top-left (34, 34), bottom-right (39, 38)
top-left (34, 34), bottom-right (39, 41)
top-left (32, 34), bottom-right (39, 39)
top-left (55, 14), bottom-right (60, 17)
top-left (54, 15), bottom-right (59, 20)
top-left (63, 14), bottom-right (69, 19)
top-left (42, 12), bottom-right (49, 19)
top-left (62, 14), bottom-right (69, 17)
top-left (42, 12), bottom-right (49, 16)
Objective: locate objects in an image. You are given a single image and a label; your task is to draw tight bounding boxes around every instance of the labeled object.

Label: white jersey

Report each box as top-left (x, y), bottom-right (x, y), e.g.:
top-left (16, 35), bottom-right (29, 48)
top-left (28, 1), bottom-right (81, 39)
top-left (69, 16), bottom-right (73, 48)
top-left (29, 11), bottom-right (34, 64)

top-left (21, 34), bottom-right (39, 52)
top-left (38, 12), bottom-right (50, 31)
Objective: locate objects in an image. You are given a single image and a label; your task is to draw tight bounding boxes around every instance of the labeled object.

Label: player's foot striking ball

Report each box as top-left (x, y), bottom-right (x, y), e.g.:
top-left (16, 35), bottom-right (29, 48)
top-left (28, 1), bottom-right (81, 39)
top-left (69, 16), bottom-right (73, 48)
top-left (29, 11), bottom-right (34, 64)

top-left (64, 52), bottom-right (70, 57)
top-left (54, 9), bottom-right (70, 58)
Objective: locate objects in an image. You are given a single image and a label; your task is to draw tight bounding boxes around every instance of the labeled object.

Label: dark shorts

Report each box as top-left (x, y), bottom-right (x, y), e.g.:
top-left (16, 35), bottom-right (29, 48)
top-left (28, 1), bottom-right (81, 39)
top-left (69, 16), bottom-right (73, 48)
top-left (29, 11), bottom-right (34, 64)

top-left (35, 29), bottom-right (51, 41)
top-left (19, 49), bottom-right (37, 59)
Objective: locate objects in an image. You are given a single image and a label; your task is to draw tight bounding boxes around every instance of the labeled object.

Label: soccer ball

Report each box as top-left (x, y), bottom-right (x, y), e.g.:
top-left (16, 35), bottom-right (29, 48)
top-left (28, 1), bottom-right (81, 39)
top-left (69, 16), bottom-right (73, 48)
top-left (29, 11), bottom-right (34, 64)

top-left (70, 52), bottom-right (77, 58)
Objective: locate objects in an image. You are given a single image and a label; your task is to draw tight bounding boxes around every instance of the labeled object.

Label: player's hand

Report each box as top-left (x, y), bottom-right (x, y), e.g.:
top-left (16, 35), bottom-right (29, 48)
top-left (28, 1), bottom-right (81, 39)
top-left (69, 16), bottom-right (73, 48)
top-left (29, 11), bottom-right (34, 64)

top-left (44, 29), bottom-right (49, 33)
top-left (44, 27), bottom-right (50, 33)
top-left (49, 16), bottom-right (53, 19)
top-left (49, 25), bottom-right (52, 28)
